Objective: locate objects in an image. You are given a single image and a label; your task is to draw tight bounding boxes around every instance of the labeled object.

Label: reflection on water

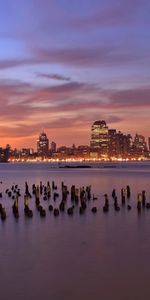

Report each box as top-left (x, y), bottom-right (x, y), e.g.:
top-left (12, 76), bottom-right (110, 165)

top-left (0, 163), bottom-right (150, 300)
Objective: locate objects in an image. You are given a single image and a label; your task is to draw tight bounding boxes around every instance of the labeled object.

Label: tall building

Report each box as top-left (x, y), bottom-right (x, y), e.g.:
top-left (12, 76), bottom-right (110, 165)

top-left (0, 147), bottom-right (9, 162)
top-left (51, 141), bottom-right (56, 153)
top-left (108, 129), bottom-right (117, 157)
top-left (90, 120), bottom-right (109, 157)
top-left (148, 137), bottom-right (150, 151)
top-left (108, 130), bottom-right (132, 158)
top-left (132, 134), bottom-right (148, 157)
top-left (37, 131), bottom-right (49, 156)
top-left (115, 131), bottom-right (132, 158)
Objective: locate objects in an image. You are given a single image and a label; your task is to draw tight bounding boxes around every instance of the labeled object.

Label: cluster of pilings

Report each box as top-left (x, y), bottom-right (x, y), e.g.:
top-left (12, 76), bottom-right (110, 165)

top-left (102, 186), bottom-right (131, 213)
top-left (137, 190), bottom-right (150, 211)
top-left (0, 181), bottom-right (150, 221)
top-left (47, 183), bottom-right (92, 216)
top-left (103, 186), bottom-right (150, 213)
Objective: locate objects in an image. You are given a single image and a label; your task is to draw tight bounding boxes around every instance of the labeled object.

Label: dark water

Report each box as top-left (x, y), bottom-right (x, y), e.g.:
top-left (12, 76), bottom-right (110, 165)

top-left (0, 162), bottom-right (150, 300)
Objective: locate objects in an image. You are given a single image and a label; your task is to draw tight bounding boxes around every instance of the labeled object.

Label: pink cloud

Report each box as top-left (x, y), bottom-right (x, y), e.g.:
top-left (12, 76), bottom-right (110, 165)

top-left (0, 78), bottom-right (150, 148)
top-left (69, 0), bottom-right (144, 29)
top-left (108, 87), bottom-right (150, 108)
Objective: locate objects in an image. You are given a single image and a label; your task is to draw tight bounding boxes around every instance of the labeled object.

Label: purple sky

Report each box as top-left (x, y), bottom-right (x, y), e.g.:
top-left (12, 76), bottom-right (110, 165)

top-left (0, 0), bottom-right (150, 148)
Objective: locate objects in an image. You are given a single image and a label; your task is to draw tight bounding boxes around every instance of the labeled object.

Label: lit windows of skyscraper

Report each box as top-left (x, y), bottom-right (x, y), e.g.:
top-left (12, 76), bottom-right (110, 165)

top-left (132, 134), bottom-right (148, 157)
top-left (37, 131), bottom-right (49, 156)
top-left (108, 129), bottom-right (117, 157)
top-left (90, 120), bottom-right (109, 158)
top-left (115, 131), bottom-right (132, 158)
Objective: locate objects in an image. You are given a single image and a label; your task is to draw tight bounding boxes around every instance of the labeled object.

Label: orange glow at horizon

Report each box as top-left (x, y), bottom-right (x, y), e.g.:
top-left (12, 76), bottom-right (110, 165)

top-left (0, 119), bottom-right (149, 150)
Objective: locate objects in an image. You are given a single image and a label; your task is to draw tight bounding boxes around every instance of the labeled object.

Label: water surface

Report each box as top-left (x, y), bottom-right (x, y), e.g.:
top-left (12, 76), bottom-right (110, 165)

top-left (0, 162), bottom-right (150, 300)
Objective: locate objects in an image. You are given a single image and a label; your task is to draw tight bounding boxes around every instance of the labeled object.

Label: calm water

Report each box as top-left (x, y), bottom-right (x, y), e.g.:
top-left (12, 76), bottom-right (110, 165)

top-left (0, 162), bottom-right (150, 300)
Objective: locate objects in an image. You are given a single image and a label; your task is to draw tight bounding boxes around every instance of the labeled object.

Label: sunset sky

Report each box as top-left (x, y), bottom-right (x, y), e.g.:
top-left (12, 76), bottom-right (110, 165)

top-left (0, 0), bottom-right (150, 149)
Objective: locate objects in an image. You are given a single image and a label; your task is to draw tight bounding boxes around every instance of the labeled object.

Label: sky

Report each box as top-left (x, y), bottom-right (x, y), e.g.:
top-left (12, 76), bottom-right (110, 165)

top-left (0, 0), bottom-right (150, 149)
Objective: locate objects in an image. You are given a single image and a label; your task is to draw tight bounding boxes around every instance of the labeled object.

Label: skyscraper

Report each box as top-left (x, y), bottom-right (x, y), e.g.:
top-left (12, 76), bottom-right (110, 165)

top-left (37, 131), bottom-right (49, 156)
top-left (51, 141), bottom-right (56, 153)
top-left (115, 131), bottom-right (132, 158)
top-left (90, 120), bottom-right (109, 157)
top-left (132, 134), bottom-right (148, 157)
top-left (108, 129), bottom-right (117, 157)
top-left (148, 137), bottom-right (150, 151)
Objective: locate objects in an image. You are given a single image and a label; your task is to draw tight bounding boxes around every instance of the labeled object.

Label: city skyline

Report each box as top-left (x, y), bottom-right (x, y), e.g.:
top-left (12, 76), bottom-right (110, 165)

top-left (0, 0), bottom-right (150, 148)
top-left (1, 120), bottom-right (149, 152)
top-left (0, 119), bottom-right (149, 161)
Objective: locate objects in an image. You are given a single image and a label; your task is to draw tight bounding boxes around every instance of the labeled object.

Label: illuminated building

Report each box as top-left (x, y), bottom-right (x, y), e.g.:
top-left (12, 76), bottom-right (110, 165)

top-left (37, 131), bottom-right (49, 156)
top-left (51, 141), bottom-right (56, 153)
top-left (0, 147), bottom-right (9, 162)
top-left (115, 131), bottom-right (132, 158)
top-left (90, 120), bottom-right (109, 158)
top-left (77, 145), bottom-right (90, 158)
top-left (132, 134), bottom-right (148, 157)
top-left (5, 144), bottom-right (11, 160)
top-left (108, 129), bottom-right (132, 158)
top-left (108, 129), bottom-right (117, 157)
top-left (21, 148), bottom-right (34, 157)
top-left (148, 137), bottom-right (150, 151)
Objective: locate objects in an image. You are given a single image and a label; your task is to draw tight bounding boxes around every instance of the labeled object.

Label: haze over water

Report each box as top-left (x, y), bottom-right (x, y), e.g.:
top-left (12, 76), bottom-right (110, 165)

top-left (0, 162), bottom-right (150, 300)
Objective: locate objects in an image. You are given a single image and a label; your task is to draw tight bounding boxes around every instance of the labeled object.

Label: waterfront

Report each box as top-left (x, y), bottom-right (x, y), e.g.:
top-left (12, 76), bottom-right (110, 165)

top-left (0, 162), bottom-right (150, 300)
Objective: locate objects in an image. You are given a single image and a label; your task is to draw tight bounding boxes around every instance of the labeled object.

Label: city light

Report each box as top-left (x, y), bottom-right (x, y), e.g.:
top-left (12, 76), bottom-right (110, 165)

top-left (1, 120), bottom-right (150, 162)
